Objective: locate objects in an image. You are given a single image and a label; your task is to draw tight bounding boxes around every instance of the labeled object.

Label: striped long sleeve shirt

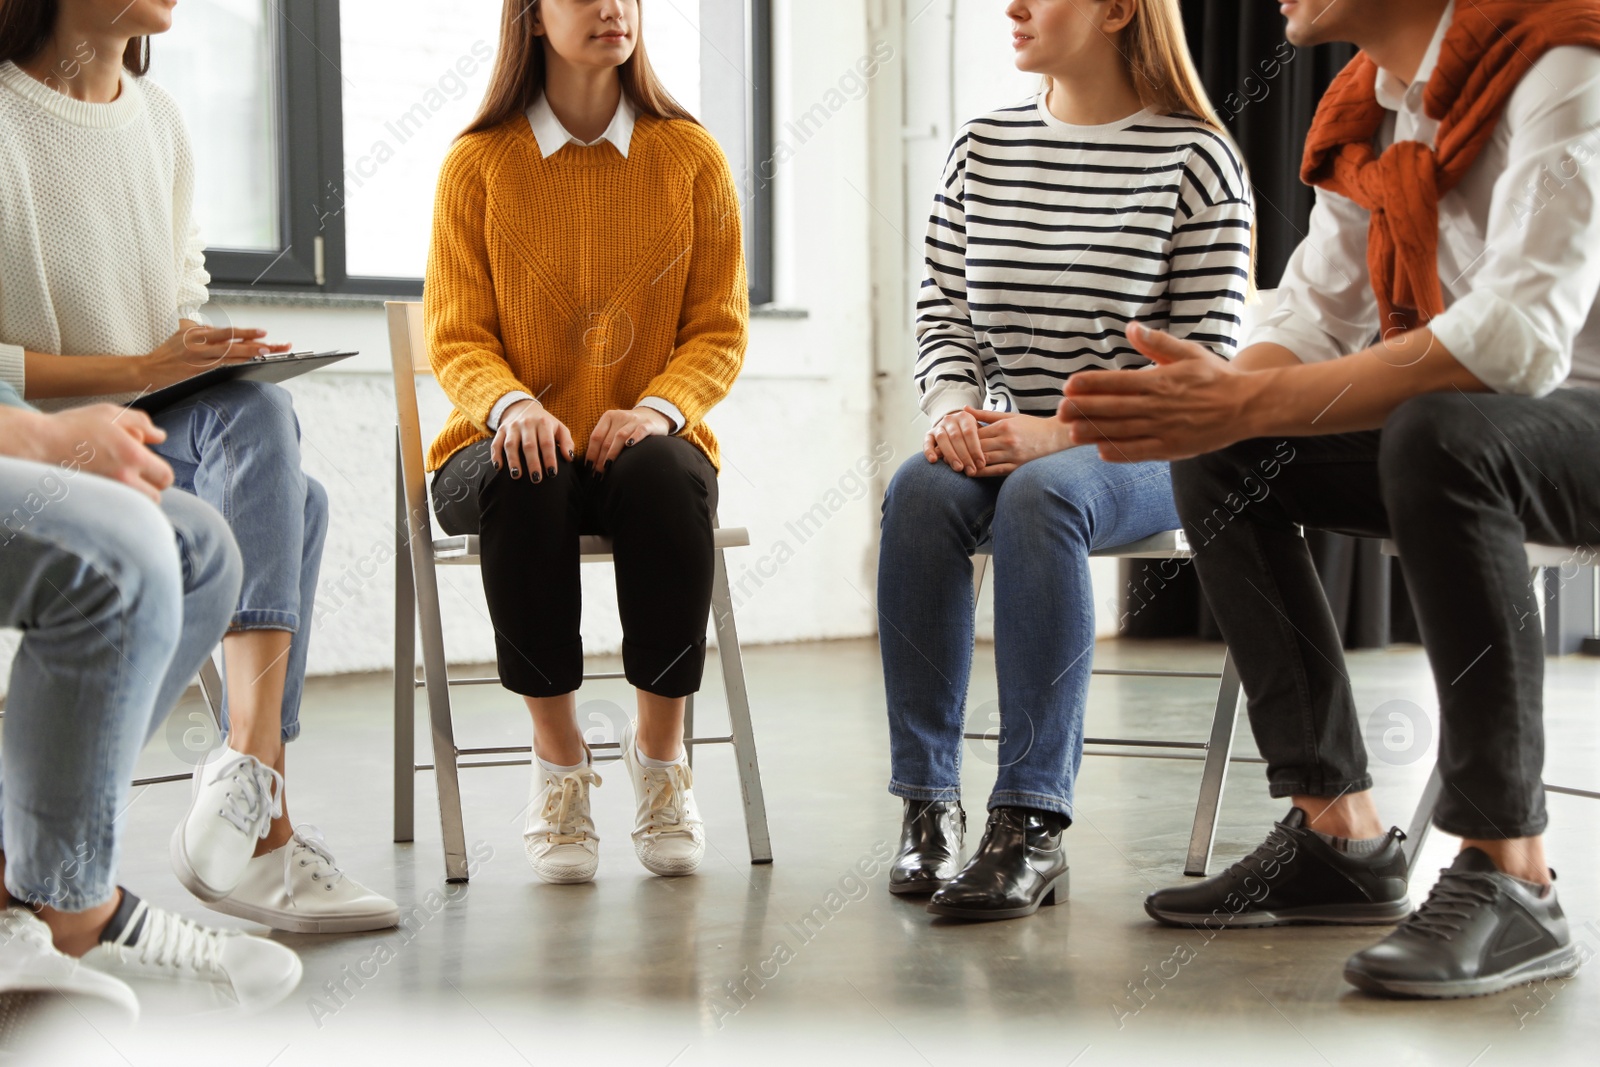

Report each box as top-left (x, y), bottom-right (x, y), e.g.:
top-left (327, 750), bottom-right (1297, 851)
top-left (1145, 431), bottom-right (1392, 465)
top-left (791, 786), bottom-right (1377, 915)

top-left (916, 95), bottom-right (1254, 420)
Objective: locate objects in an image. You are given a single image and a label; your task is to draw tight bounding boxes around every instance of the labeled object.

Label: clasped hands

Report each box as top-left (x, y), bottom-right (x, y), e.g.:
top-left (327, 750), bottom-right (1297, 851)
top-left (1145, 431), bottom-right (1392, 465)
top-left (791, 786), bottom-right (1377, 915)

top-left (929, 322), bottom-right (1256, 474)
top-left (491, 399), bottom-right (672, 481)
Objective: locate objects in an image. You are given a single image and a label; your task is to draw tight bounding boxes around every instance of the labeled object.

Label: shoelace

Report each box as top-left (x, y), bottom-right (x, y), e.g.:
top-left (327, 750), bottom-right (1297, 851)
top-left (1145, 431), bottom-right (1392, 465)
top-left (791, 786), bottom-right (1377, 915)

top-left (1396, 872), bottom-right (1502, 942)
top-left (1222, 823), bottom-right (1299, 881)
top-left (538, 767), bottom-right (601, 846)
top-left (283, 825), bottom-right (345, 903)
top-left (107, 901), bottom-right (231, 976)
top-left (213, 753), bottom-right (285, 839)
top-left (642, 763), bottom-right (695, 838)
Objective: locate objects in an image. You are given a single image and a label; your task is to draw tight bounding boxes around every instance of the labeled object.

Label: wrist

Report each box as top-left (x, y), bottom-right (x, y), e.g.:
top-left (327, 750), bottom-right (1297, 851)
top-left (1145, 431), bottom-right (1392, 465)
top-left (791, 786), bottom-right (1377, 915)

top-left (1236, 366), bottom-right (1281, 437)
top-left (634, 405), bottom-right (673, 434)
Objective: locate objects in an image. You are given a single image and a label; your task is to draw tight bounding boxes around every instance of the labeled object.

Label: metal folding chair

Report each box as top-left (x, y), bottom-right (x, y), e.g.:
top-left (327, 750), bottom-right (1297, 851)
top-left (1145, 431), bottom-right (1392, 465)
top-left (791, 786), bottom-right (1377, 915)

top-left (385, 301), bottom-right (772, 882)
top-left (967, 530), bottom-right (1249, 876)
top-left (1381, 540), bottom-right (1600, 877)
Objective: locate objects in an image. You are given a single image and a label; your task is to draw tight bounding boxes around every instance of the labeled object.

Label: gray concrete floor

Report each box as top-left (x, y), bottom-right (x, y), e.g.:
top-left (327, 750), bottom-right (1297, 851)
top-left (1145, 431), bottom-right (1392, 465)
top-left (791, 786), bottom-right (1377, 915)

top-left (15, 637), bottom-right (1600, 1065)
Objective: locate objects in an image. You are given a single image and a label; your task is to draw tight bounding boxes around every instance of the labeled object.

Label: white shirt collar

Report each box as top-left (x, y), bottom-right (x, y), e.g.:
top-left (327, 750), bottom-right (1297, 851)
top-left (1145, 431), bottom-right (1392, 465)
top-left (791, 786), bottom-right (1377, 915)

top-left (1374, 0), bottom-right (1454, 113)
top-left (525, 92), bottom-right (636, 159)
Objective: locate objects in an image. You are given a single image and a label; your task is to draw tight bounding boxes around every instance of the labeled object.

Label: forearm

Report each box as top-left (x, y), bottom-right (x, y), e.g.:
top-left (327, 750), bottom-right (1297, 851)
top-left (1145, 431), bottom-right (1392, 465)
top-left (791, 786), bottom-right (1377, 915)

top-left (1242, 329), bottom-right (1488, 436)
top-left (1232, 342), bottom-right (1305, 373)
top-left (22, 351), bottom-right (145, 400)
top-left (0, 406), bottom-right (54, 462)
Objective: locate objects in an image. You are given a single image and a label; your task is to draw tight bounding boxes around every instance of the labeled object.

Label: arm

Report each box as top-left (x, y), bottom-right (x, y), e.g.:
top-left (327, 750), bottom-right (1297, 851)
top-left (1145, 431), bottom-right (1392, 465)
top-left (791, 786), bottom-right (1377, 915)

top-left (18, 324), bottom-right (286, 400)
top-left (589, 137), bottom-right (749, 468)
top-left (634, 138), bottom-right (749, 430)
top-left (1163, 184), bottom-right (1253, 358)
top-left (0, 402), bottom-right (174, 501)
top-left (1059, 322), bottom-right (1485, 461)
top-left (424, 139), bottom-right (528, 431)
top-left (914, 131), bottom-right (986, 423)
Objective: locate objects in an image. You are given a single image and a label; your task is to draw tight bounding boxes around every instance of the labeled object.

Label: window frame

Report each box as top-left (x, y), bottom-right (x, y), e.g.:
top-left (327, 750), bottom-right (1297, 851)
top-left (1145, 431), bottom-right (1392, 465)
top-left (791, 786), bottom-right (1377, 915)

top-left (197, 0), bottom-right (775, 303)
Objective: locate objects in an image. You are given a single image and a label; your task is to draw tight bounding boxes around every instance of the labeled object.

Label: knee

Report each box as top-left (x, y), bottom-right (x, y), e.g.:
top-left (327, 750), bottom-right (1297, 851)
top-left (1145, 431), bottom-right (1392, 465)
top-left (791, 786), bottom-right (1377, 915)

top-left (203, 380), bottom-right (300, 446)
top-left (882, 454), bottom-right (962, 528)
top-left (163, 490), bottom-right (243, 616)
top-left (1378, 394), bottom-right (1497, 507)
top-left (994, 460), bottom-right (1090, 535)
top-left (95, 492), bottom-right (186, 627)
top-left (606, 437), bottom-right (711, 507)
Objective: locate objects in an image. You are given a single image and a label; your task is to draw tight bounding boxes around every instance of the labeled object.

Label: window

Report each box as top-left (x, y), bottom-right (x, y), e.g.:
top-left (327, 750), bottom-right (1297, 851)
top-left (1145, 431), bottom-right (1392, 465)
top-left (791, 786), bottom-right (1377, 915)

top-left (160, 0), bottom-right (774, 303)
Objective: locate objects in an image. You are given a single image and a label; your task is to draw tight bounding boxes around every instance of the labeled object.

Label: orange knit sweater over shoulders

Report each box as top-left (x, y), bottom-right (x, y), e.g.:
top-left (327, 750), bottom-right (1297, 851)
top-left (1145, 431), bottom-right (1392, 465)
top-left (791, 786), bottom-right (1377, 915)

top-left (423, 112), bottom-right (749, 472)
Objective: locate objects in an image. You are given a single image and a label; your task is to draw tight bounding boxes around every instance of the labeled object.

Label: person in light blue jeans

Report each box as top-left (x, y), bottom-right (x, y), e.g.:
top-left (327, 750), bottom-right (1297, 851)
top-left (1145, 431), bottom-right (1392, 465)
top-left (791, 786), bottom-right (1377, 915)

top-left (1, 390), bottom-right (303, 1015)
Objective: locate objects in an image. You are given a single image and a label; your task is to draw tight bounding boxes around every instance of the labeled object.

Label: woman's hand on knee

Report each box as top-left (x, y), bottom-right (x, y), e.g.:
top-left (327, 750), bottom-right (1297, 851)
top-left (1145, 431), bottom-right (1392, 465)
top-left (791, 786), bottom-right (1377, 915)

top-left (925, 410), bottom-right (984, 476)
top-left (968, 408), bottom-right (1072, 476)
top-left (586, 407), bottom-right (672, 475)
top-left (492, 399), bottom-right (574, 482)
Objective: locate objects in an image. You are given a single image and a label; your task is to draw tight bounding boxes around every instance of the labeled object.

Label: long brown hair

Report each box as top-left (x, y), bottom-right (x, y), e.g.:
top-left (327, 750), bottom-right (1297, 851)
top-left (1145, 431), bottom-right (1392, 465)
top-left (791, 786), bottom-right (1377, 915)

top-left (0, 0), bottom-right (148, 75)
top-left (463, 0), bottom-right (695, 137)
top-left (1121, 0), bottom-right (1257, 291)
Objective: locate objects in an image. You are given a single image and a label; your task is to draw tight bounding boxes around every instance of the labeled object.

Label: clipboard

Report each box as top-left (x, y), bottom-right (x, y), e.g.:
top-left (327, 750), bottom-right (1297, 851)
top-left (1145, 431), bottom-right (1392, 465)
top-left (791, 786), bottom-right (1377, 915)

top-left (128, 350), bottom-right (358, 413)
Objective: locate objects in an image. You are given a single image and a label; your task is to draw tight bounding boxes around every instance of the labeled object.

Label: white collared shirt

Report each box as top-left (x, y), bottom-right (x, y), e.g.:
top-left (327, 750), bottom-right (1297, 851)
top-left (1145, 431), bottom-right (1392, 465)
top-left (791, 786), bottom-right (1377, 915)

top-left (524, 90), bottom-right (637, 159)
top-left (1251, 1), bottom-right (1600, 395)
top-left (489, 92), bottom-right (685, 435)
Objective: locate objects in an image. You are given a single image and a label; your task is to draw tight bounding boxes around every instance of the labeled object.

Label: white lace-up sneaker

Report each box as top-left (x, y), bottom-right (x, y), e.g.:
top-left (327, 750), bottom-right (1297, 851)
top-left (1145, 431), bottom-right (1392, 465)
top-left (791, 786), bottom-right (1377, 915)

top-left (171, 749), bottom-right (284, 902)
top-left (620, 721), bottom-right (704, 877)
top-left (523, 760), bottom-right (602, 884)
top-left (0, 908), bottom-right (138, 1022)
top-left (204, 826), bottom-right (400, 934)
top-left (79, 893), bottom-right (301, 1015)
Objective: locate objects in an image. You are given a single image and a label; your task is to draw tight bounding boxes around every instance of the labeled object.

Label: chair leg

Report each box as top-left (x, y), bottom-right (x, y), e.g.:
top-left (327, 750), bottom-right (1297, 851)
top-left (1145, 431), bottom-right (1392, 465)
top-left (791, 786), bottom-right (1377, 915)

top-left (684, 692), bottom-right (696, 771)
top-left (407, 509), bottom-right (470, 882)
top-left (1403, 765), bottom-right (1445, 881)
top-left (711, 547), bottom-right (772, 864)
top-left (1184, 648), bottom-right (1244, 877)
top-left (394, 445), bottom-right (416, 844)
top-left (197, 655), bottom-right (225, 730)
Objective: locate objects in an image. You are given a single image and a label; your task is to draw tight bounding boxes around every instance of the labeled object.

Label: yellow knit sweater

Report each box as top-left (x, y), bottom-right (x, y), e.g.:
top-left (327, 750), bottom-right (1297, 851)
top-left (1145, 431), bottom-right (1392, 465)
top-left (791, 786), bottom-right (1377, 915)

top-left (423, 112), bottom-right (748, 472)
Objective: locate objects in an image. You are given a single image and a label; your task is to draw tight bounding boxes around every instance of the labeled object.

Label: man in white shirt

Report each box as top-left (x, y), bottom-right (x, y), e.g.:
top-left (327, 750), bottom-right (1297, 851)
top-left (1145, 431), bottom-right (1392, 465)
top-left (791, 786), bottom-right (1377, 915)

top-left (1059, 0), bottom-right (1598, 998)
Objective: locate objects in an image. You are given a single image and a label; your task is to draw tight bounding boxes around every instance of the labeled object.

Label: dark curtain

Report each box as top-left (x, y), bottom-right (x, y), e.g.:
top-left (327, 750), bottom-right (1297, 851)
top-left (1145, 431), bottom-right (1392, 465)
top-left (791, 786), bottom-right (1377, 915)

top-left (1125, 3), bottom-right (1419, 647)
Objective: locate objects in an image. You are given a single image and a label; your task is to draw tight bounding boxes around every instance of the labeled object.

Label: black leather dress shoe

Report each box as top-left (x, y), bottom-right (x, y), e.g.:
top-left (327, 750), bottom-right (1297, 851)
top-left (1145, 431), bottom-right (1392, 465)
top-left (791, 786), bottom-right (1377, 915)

top-left (1344, 848), bottom-right (1581, 998)
top-left (925, 806), bottom-right (1068, 921)
top-left (1143, 807), bottom-right (1411, 929)
top-left (888, 799), bottom-right (965, 896)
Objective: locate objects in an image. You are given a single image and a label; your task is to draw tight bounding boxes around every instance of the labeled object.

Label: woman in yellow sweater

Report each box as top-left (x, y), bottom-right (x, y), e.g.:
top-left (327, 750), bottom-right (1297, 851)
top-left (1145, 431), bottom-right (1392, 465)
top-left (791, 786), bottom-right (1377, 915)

top-left (426, 0), bottom-right (747, 886)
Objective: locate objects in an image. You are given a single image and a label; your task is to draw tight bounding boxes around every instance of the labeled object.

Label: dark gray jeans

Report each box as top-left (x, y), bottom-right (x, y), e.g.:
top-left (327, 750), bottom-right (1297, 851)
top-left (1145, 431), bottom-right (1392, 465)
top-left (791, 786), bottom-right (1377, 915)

top-left (1172, 387), bottom-right (1600, 839)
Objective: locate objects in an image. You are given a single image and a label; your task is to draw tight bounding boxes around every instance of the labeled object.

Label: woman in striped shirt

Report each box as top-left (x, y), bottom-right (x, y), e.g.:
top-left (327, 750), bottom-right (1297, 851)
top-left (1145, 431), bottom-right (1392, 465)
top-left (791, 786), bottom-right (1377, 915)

top-left (880, 0), bottom-right (1253, 921)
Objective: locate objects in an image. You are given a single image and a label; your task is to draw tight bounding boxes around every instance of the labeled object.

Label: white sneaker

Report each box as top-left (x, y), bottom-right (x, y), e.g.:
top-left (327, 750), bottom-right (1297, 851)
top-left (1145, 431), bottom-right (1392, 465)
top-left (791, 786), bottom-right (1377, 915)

top-left (79, 893), bottom-right (301, 1015)
top-left (204, 826), bottom-right (400, 934)
top-left (0, 907), bottom-right (138, 1022)
top-left (523, 760), bottom-right (602, 884)
top-left (620, 721), bottom-right (705, 876)
top-left (171, 748), bottom-right (284, 902)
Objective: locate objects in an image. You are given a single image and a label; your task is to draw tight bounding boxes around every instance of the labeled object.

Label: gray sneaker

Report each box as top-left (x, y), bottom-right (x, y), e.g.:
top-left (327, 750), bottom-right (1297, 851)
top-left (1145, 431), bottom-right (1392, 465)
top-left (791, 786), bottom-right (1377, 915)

top-left (1344, 848), bottom-right (1583, 998)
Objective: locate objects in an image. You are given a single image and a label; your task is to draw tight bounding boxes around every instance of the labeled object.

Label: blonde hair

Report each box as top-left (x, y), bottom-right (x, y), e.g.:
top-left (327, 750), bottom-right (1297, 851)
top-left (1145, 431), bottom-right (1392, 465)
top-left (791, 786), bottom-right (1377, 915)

top-left (1088, 0), bottom-right (1258, 295)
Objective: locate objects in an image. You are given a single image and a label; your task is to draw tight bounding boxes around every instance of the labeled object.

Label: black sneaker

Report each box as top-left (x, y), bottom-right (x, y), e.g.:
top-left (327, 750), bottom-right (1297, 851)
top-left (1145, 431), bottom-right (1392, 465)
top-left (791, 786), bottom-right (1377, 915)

top-left (1344, 848), bottom-right (1582, 998)
top-left (1144, 808), bottom-right (1411, 928)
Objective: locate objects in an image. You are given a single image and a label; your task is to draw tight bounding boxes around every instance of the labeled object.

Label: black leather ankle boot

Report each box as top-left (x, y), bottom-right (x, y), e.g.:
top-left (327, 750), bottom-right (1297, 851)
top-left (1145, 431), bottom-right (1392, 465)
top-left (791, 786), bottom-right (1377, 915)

top-left (888, 799), bottom-right (966, 896)
top-left (926, 806), bottom-right (1068, 920)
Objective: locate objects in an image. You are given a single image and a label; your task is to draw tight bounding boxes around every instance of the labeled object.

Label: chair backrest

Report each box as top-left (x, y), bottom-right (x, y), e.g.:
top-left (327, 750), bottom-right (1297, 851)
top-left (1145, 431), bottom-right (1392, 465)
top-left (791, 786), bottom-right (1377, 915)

top-left (387, 301), bottom-right (437, 544)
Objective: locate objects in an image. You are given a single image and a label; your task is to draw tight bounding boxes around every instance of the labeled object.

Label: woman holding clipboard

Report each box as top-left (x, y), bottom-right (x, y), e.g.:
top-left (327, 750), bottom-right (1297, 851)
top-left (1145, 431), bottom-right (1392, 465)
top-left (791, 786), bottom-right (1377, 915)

top-left (426, 0), bottom-right (746, 884)
top-left (0, 0), bottom-right (396, 933)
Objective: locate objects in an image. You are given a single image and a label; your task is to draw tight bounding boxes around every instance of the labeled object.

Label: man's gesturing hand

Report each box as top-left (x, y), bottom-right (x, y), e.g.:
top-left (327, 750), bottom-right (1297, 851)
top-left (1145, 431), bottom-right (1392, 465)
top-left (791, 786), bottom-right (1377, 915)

top-left (1057, 322), bottom-right (1260, 462)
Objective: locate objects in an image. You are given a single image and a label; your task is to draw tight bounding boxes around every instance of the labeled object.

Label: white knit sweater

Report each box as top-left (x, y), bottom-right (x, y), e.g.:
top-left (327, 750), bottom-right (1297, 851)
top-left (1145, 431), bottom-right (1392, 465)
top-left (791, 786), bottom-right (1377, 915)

top-left (0, 60), bottom-right (208, 409)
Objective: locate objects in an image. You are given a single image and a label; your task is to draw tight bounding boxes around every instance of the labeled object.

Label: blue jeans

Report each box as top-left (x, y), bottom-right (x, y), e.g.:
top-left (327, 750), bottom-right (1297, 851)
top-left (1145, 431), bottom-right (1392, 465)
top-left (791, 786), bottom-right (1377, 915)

top-left (151, 380), bottom-right (328, 743)
top-left (878, 448), bottom-right (1179, 820)
top-left (0, 460), bottom-right (240, 910)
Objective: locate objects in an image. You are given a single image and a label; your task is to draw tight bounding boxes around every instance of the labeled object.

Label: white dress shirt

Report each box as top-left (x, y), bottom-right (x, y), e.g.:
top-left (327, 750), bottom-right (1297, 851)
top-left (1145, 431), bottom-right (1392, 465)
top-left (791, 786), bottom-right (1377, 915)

top-left (486, 92), bottom-right (686, 435)
top-left (1252, 1), bottom-right (1600, 395)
